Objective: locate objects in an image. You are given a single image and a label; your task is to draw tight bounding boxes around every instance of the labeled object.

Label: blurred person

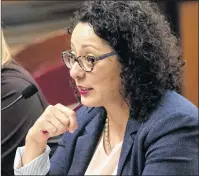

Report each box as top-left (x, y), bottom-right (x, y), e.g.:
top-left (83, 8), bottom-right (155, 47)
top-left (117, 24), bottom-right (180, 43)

top-left (1, 32), bottom-right (58, 176)
top-left (14, 1), bottom-right (198, 175)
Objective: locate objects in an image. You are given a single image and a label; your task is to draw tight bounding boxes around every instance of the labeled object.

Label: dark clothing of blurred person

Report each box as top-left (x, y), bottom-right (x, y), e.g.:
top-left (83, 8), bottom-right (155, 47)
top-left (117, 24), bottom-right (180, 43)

top-left (1, 59), bottom-right (59, 176)
top-left (1, 32), bottom-right (61, 176)
top-left (1, 59), bottom-right (47, 176)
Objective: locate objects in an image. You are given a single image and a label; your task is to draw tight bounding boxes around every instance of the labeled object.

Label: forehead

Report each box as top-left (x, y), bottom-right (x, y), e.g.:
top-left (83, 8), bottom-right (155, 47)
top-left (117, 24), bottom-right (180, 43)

top-left (71, 22), bottom-right (106, 48)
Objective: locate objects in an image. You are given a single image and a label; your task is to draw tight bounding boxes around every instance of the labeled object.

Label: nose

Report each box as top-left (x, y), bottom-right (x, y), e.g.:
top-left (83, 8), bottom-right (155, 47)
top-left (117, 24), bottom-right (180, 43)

top-left (70, 61), bottom-right (85, 80)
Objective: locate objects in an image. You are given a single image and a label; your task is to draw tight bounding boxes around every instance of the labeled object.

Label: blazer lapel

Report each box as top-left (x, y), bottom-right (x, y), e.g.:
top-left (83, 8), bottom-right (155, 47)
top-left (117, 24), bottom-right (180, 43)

top-left (68, 108), bottom-right (106, 175)
top-left (117, 117), bottom-right (142, 175)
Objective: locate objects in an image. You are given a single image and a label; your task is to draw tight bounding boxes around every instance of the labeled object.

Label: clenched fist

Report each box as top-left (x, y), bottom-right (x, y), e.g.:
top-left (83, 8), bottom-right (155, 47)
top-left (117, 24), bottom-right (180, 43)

top-left (26, 103), bottom-right (78, 144)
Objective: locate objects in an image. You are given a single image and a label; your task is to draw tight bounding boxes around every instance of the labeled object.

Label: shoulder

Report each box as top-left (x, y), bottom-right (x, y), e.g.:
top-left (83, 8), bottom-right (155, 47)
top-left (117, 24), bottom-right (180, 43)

top-left (1, 74), bottom-right (45, 110)
top-left (2, 59), bottom-right (37, 87)
top-left (2, 72), bottom-right (32, 100)
top-left (139, 91), bottom-right (198, 145)
top-left (145, 90), bottom-right (197, 124)
top-left (133, 91), bottom-right (199, 175)
top-left (2, 69), bottom-right (35, 101)
top-left (159, 90), bottom-right (197, 116)
top-left (2, 60), bottom-right (47, 107)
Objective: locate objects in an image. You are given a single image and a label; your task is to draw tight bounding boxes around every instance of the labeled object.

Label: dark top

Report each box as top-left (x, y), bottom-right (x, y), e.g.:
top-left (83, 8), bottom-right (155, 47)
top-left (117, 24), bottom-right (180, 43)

top-left (1, 60), bottom-right (48, 176)
top-left (49, 91), bottom-right (198, 175)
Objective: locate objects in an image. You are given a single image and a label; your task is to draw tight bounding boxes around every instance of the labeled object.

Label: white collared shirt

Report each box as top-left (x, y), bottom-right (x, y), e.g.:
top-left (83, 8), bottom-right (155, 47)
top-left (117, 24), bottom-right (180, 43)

top-left (85, 135), bottom-right (123, 175)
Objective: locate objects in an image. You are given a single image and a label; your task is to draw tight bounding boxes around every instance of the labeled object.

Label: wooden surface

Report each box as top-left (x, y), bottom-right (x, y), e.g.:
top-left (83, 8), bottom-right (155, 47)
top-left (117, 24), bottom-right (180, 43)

top-left (180, 1), bottom-right (198, 106)
top-left (3, 19), bottom-right (70, 55)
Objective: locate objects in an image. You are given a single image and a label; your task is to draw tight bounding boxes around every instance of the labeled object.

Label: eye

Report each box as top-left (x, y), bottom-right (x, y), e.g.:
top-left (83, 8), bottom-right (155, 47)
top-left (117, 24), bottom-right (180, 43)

top-left (86, 55), bottom-right (95, 63)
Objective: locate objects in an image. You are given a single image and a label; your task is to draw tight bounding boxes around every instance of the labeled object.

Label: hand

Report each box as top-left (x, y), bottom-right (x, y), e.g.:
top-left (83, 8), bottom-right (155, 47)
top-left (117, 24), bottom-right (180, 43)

top-left (26, 103), bottom-right (78, 144)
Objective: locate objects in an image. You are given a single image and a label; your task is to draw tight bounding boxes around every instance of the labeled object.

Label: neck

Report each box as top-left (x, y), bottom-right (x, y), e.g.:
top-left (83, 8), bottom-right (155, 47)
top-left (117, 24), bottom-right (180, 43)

top-left (104, 100), bottom-right (130, 145)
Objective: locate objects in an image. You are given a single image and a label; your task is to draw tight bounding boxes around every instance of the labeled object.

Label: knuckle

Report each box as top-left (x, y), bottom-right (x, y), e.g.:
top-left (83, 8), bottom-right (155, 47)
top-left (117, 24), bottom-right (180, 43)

top-left (61, 125), bottom-right (67, 132)
top-left (63, 117), bottom-right (69, 125)
top-left (36, 118), bottom-right (42, 123)
top-left (45, 105), bottom-right (54, 113)
top-left (43, 114), bottom-right (52, 121)
top-left (46, 105), bottom-right (53, 110)
top-left (35, 118), bottom-right (44, 126)
top-left (51, 126), bottom-right (57, 134)
top-left (55, 103), bottom-right (61, 108)
top-left (69, 111), bottom-right (76, 117)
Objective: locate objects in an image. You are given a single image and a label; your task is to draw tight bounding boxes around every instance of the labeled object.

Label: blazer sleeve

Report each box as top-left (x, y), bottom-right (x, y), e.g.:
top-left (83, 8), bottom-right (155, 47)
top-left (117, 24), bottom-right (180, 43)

top-left (48, 140), bottom-right (67, 175)
top-left (1, 76), bottom-right (45, 161)
top-left (142, 113), bottom-right (198, 175)
top-left (49, 131), bottom-right (78, 175)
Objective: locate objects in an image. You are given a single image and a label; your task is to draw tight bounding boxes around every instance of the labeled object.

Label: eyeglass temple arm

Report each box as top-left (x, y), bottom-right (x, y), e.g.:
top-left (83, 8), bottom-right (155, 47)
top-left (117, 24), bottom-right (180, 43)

top-left (98, 51), bottom-right (117, 61)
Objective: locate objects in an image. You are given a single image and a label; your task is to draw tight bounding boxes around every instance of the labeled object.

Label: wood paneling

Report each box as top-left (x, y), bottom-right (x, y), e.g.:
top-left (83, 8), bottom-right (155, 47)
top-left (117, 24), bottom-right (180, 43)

top-left (180, 1), bottom-right (198, 106)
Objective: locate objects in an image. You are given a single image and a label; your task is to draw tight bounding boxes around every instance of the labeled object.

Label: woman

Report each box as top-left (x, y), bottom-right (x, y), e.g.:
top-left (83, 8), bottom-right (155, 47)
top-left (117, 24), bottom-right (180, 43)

top-left (14, 1), bottom-right (198, 175)
top-left (1, 32), bottom-right (58, 176)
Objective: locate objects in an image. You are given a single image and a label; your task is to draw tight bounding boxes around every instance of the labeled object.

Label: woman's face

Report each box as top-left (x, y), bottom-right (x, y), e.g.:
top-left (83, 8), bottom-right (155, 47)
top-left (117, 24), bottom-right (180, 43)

top-left (70, 22), bottom-right (123, 107)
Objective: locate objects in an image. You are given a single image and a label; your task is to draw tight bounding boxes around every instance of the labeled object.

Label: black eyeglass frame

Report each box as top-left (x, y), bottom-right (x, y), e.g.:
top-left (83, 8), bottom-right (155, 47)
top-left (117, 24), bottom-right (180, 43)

top-left (61, 50), bottom-right (117, 72)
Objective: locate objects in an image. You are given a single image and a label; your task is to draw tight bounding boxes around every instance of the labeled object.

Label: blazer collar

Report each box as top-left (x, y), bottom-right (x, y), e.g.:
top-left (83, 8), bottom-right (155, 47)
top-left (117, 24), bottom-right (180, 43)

top-left (126, 116), bottom-right (143, 135)
top-left (68, 107), bottom-right (142, 175)
top-left (85, 107), bottom-right (106, 134)
top-left (85, 108), bottom-right (141, 135)
top-left (68, 107), bottom-right (106, 175)
top-left (117, 117), bottom-right (143, 175)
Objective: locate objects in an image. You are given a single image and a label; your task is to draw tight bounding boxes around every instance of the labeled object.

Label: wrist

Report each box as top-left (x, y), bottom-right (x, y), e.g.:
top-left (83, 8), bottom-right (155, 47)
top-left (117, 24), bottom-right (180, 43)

top-left (25, 137), bottom-right (47, 151)
top-left (22, 138), bottom-right (47, 166)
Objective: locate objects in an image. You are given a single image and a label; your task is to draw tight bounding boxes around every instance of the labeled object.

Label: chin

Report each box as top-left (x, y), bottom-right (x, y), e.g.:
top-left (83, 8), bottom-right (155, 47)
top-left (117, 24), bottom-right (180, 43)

top-left (80, 96), bottom-right (102, 107)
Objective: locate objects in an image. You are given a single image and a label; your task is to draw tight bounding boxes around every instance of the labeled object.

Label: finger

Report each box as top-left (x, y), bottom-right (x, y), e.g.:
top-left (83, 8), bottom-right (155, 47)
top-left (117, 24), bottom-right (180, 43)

top-left (43, 105), bottom-right (68, 134)
top-left (56, 103), bottom-right (78, 132)
top-left (47, 114), bottom-right (68, 135)
top-left (55, 104), bottom-right (78, 133)
top-left (43, 105), bottom-right (54, 116)
top-left (52, 106), bottom-right (70, 129)
top-left (44, 120), bottom-right (58, 137)
top-left (67, 115), bottom-right (78, 133)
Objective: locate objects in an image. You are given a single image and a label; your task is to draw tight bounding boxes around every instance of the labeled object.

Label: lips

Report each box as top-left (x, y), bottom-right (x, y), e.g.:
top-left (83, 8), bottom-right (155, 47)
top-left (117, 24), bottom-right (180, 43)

top-left (77, 86), bottom-right (93, 95)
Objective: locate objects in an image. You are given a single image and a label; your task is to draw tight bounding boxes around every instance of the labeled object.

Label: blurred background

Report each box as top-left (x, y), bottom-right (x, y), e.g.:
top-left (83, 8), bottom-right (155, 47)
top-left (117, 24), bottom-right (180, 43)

top-left (2, 0), bottom-right (198, 107)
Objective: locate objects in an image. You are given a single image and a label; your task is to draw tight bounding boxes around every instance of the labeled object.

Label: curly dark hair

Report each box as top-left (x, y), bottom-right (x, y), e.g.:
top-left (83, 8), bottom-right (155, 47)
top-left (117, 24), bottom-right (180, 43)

top-left (69, 1), bottom-right (186, 121)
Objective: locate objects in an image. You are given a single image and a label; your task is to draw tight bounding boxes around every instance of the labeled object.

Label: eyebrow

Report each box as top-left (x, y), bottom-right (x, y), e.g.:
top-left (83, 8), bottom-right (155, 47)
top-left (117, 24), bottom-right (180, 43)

top-left (82, 44), bottom-right (97, 49)
top-left (70, 42), bottom-right (98, 51)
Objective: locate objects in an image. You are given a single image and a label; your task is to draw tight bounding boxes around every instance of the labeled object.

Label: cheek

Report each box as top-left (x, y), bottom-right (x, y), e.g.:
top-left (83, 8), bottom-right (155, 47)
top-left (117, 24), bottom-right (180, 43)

top-left (91, 63), bottom-right (122, 93)
top-left (106, 73), bottom-right (121, 90)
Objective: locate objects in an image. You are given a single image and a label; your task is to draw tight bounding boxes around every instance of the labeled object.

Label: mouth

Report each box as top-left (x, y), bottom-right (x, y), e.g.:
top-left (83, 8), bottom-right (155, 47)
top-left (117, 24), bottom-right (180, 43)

top-left (77, 86), bottom-right (93, 95)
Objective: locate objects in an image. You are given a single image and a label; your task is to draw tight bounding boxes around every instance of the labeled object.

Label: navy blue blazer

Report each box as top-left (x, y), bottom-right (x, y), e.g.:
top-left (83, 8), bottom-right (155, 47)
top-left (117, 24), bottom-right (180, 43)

top-left (49, 91), bottom-right (198, 175)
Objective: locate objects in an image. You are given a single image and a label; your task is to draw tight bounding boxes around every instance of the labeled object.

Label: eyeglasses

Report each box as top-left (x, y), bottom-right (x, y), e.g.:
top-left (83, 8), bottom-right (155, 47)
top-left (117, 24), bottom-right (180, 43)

top-left (61, 50), bottom-right (117, 72)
